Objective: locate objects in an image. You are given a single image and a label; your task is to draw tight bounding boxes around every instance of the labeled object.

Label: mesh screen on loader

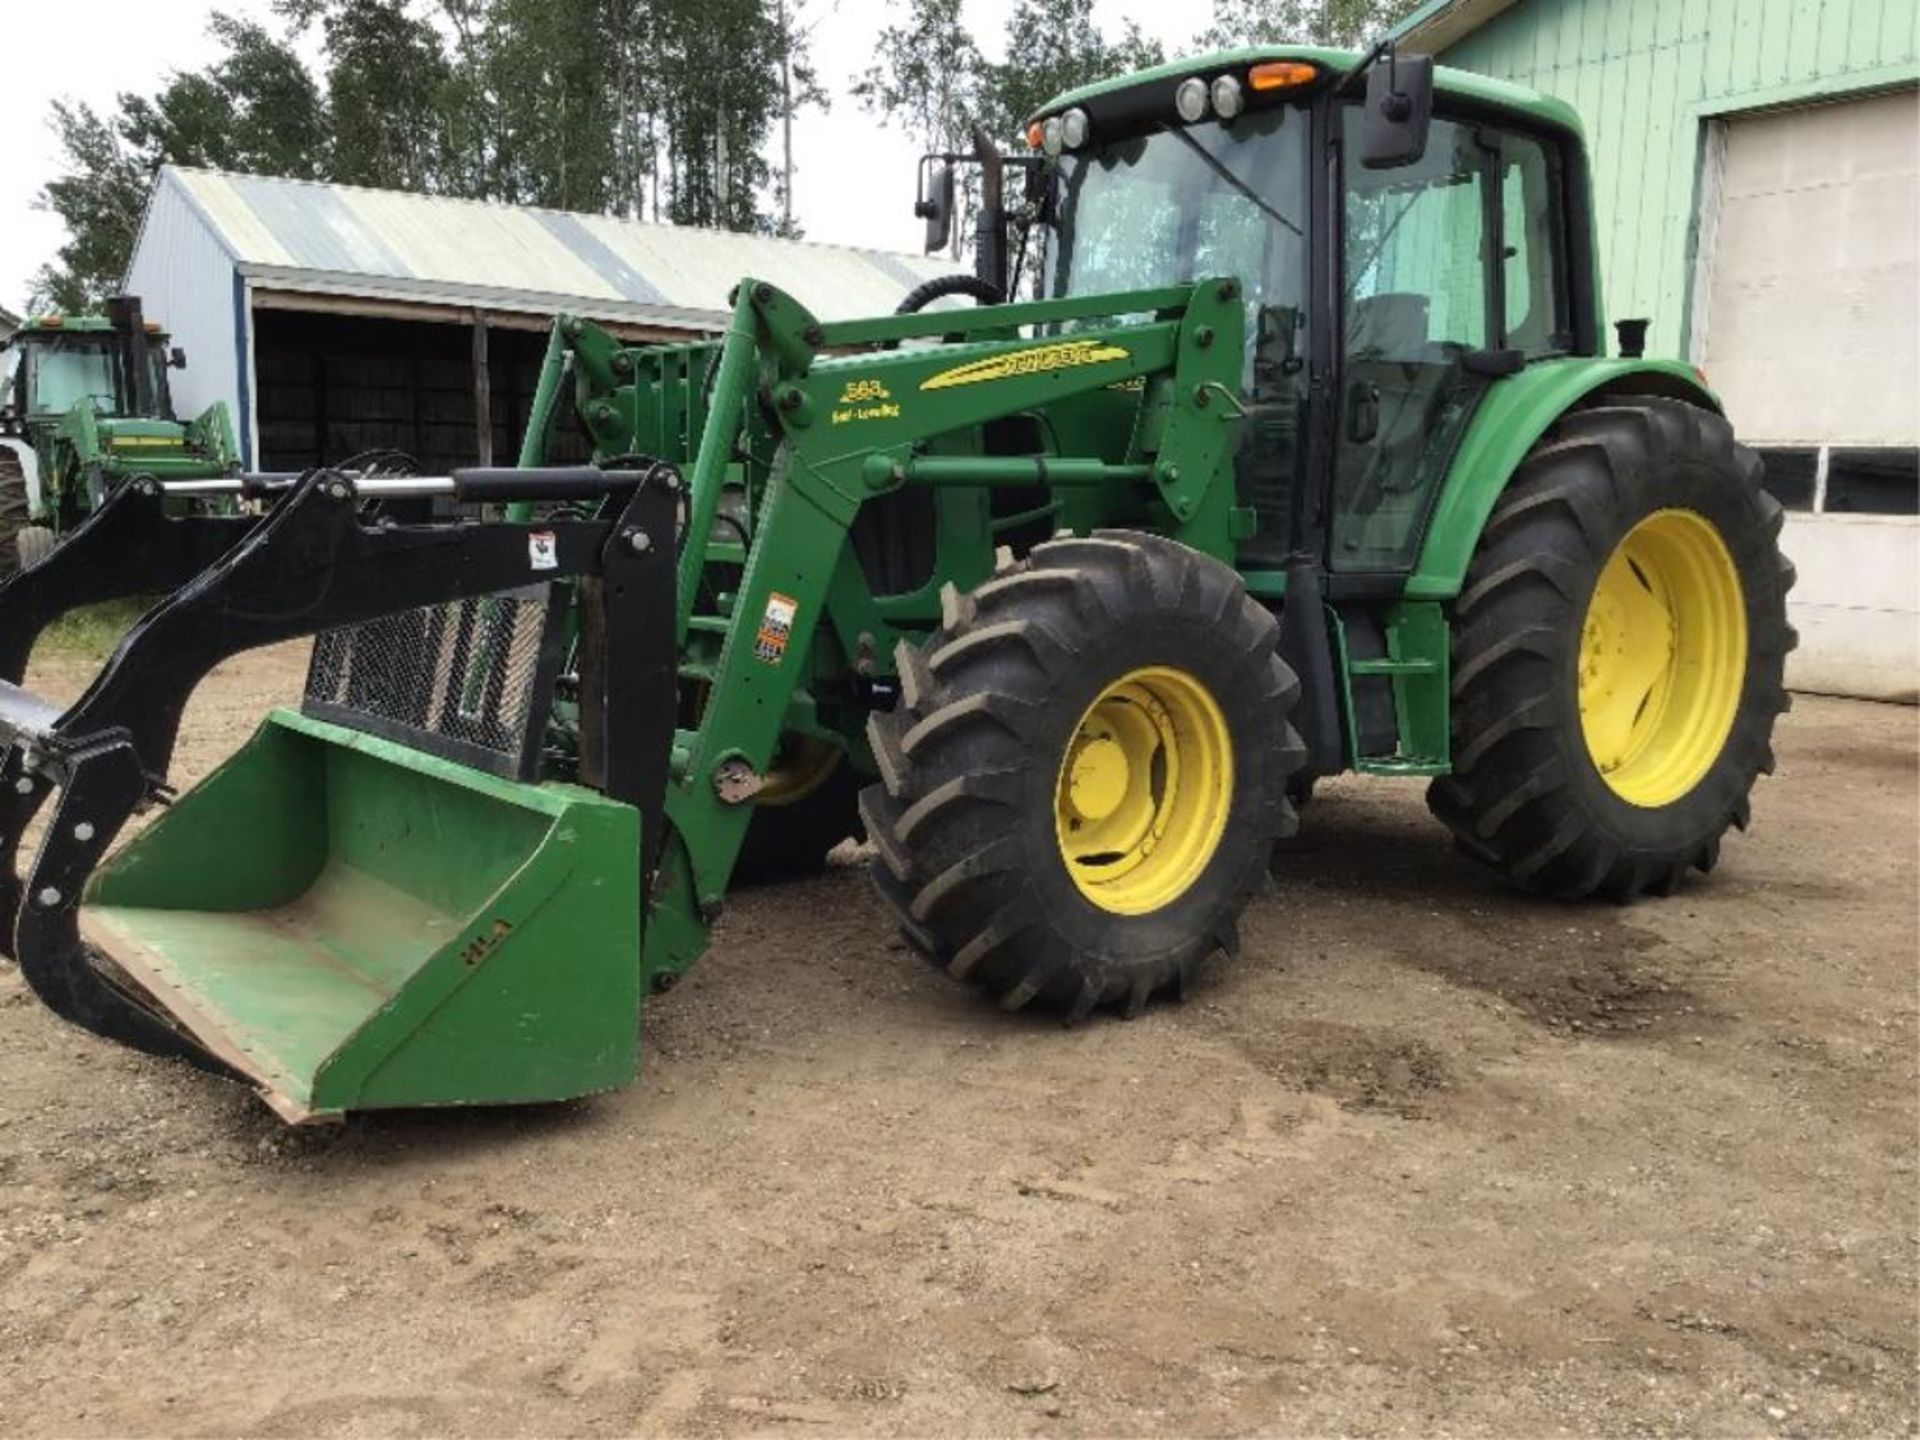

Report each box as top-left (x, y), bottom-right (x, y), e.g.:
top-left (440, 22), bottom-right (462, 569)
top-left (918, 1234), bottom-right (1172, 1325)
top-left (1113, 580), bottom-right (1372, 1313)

top-left (304, 586), bottom-right (567, 782)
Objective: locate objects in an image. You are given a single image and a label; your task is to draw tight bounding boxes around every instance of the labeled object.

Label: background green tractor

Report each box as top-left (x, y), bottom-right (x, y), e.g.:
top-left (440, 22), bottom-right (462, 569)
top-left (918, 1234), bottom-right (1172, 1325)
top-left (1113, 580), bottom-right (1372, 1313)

top-left (0, 294), bottom-right (238, 570)
top-left (0, 41), bottom-right (1793, 1121)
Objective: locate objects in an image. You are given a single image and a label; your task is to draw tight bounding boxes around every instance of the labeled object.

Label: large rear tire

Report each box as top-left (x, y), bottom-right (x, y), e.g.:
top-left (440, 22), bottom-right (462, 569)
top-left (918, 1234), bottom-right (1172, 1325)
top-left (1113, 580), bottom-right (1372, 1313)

top-left (0, 451), bottom-right (30, 577)
top-left (1429, 398), bottom-right (1795, 900)
top-left (862, 531), bottom-right (1304, 1019)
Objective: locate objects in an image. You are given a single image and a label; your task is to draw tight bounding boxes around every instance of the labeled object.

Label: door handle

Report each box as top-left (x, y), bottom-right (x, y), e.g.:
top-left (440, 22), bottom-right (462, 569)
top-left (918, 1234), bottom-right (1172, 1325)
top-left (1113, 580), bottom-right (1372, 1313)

top-left (1347, 380), bottom-right (1381, 444)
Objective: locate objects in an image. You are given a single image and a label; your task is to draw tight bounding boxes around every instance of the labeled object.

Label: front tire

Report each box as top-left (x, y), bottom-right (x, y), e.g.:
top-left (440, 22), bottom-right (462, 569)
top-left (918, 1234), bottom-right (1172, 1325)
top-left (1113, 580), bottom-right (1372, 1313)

top-left (862, 531), bottom-right (1304, 1019)
top-left (1429, 398), bottom-right (1795, 900)
top-left (0, 451), bottom-right (30, 577)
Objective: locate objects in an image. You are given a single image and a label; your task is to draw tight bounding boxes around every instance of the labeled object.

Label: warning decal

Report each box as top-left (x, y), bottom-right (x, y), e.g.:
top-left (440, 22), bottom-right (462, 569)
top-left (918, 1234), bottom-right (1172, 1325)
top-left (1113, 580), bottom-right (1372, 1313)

top-left (528, 530), bottom-right (559, 570)
top-left (753, 592), bottom-right (799, 665)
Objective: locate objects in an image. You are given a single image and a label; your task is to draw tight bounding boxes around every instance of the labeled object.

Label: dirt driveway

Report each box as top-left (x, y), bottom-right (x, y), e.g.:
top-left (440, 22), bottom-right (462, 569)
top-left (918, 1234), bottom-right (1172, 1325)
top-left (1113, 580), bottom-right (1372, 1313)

top-left (0, 647), bottom-right (1913, 1437)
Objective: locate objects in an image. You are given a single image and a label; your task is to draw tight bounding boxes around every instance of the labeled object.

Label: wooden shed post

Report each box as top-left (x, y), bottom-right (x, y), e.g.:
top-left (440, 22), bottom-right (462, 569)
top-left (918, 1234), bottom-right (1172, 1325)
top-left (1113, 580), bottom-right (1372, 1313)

top-left (472, 309), bottom-right (493, 468)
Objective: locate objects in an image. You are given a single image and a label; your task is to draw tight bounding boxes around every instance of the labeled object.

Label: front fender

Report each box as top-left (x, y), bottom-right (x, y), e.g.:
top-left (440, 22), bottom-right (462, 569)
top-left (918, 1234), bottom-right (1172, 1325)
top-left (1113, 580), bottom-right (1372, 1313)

top-left (1407, 357), bottom-right (1719, 600)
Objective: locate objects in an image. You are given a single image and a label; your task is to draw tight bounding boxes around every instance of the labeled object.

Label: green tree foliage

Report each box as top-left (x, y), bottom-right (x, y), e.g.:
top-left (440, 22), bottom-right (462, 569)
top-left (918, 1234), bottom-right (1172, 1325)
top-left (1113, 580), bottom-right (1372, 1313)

top-left (439, 0), bottom-right (621, 210)
top-left (299, 0), bottom-right (459, 191)
top-left (854, 0), bottom-right (985, 157)
top-left (1195, 0), bottom-right (1418, 49)
top-left (980, 0), bottom-right (1163, 142)
top-left (856, 0), bottom-right (1161, 263)
top-left (120, 15), bottom-right (328, 177)
top-left (33, 104), bottom-right (147, 313)
top-left (35, 15), bottom-right (326, 309)
top-left (856, 0), bottom-right (1165, 154)
top-left (32, 0), bottom-right (825, 308)
top-left (650, 0), bottom-right (788, 231)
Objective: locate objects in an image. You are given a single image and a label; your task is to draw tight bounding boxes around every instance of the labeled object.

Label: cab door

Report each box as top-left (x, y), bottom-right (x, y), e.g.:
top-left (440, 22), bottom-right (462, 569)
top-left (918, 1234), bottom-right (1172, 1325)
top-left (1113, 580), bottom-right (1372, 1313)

top-left (1330, 109), bottom-right (1574, 574)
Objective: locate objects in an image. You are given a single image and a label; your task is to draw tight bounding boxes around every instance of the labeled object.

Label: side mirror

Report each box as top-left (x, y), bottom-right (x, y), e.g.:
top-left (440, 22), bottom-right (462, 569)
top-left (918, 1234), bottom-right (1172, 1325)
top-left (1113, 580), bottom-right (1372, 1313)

top-left (916, 161), bottom-right (954, 254)
top-left (168, 346), bottom-right (187, 369)
top-left (1361, 51), bottom-right (1434, 169)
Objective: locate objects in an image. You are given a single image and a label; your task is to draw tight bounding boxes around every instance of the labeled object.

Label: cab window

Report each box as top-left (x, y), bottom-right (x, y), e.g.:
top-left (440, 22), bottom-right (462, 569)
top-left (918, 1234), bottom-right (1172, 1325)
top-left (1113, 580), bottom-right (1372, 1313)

top-left (29, 337), bottom-right (119, 417)
top-left (1334, 111), bottom-right (1571, 571)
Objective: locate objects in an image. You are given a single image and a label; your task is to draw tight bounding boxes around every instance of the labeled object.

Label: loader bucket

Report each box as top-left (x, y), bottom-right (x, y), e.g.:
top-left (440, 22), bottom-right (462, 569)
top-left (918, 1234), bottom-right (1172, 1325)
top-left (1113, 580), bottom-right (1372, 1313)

top-left (78, 708), bottom-right (643, 1123)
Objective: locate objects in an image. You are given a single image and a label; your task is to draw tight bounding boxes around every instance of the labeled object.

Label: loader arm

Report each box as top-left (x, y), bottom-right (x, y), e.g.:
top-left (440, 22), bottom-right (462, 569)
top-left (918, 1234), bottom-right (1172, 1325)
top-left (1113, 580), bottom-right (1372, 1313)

top-left (522, 277), bottom-right (1249, 987)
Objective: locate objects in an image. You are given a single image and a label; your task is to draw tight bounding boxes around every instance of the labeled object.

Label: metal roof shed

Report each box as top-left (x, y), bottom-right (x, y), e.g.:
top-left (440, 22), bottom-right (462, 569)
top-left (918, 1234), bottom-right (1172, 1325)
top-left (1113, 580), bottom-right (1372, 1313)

top-left (125, 166), bottom-right (959, 471)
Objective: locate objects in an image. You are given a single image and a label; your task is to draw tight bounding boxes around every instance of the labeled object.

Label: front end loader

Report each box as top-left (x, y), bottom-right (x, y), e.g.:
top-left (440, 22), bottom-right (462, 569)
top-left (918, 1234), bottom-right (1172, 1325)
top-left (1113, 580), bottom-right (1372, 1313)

top-left (0, 44), bottom-right (1792, 1121)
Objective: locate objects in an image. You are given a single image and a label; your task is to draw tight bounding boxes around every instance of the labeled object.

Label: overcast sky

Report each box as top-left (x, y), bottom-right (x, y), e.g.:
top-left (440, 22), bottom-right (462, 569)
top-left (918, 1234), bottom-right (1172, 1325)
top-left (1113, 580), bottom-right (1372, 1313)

top-left (0, 0), bottom-right (1201, 315)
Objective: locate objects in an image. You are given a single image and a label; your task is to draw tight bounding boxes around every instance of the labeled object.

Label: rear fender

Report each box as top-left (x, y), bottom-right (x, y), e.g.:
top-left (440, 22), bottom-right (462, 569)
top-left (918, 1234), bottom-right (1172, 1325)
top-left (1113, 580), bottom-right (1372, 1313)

top-left (1407, 358), bottom-right (1719, 600)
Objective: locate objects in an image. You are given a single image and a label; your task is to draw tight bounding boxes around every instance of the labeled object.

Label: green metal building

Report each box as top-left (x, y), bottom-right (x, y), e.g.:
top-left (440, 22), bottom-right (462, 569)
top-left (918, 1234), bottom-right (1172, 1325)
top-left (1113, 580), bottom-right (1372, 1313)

top-left (1396, 0), bottom-right (1919, 699)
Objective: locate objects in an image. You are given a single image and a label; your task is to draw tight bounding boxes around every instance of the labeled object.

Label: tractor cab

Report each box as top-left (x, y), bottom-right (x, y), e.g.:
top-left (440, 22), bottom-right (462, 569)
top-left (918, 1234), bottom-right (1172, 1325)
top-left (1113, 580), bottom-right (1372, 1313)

top-left (1025, 46), bottom-right (1591, 572)
top-left (0, 304), bottom-right (179, 433)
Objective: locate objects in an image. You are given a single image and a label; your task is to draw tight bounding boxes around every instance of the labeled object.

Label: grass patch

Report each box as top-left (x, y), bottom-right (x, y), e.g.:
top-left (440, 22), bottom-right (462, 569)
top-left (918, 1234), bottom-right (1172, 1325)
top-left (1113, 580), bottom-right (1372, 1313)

top-left (39, 597), bottom-right (152, 659)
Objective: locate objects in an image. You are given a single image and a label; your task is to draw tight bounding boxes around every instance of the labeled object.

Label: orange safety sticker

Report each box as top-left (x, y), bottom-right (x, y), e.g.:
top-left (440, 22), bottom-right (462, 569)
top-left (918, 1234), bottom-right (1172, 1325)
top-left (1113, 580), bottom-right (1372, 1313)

top-left (753, 592), bottom-right (799, 665)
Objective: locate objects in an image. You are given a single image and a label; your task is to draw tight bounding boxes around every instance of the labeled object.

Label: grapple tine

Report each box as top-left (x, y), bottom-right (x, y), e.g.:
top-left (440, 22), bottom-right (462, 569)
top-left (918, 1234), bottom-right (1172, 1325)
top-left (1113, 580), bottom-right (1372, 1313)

top-left (0, 744), bottom-right (52, 953)
top-left (0, 480), bottom-right (260, 963)
top-left (11, 734), bottom-right (232, 1072)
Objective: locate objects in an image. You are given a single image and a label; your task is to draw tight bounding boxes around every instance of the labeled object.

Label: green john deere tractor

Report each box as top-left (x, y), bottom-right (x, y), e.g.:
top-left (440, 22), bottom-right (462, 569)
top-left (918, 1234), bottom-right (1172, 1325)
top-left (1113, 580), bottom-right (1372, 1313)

top-left (0, 295), bottom-right (238, 570)
top-left (0, 43), bottom-right (1792, 1121)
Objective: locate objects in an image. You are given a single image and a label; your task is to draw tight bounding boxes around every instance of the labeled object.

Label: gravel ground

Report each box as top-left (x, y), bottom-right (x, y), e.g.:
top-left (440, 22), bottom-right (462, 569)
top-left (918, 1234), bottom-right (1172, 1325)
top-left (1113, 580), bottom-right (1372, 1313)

top-left (0, 645), bottom-right (1913, 1437)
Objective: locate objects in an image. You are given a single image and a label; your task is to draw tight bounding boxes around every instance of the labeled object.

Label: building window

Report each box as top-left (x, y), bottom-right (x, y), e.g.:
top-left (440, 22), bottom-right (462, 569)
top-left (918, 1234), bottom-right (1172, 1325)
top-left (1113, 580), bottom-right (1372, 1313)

top-left (1826, 448), bottom-right (1920, 516)
top-left (1755, 448), bottom-right (1818, 511)
top-left (1752, 444), bottom-right (1919, 517)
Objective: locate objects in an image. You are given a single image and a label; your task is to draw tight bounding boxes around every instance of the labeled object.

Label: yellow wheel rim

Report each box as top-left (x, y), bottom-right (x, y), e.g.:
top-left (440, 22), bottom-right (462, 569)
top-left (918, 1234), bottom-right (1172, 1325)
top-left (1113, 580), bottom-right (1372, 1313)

top-left (756, 734), bottom-right (841, 807)
top-left (1578, 508), bottom-right (1747, 808)
top-left (1054, 666), bottom-right (1232, 915)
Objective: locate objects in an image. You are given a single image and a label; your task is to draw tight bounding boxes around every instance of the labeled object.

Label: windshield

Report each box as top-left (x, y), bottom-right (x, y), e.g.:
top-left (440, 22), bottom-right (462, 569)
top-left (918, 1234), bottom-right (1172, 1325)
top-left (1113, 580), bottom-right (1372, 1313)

top-left (1045, 106), bottom-right (1309, 330)
top-left (1043, 106), bottom-right (1313, 564)
top-left (29, 337), bottom-right (119, 416)
top-left (24, 335), bottom-right (168, 418)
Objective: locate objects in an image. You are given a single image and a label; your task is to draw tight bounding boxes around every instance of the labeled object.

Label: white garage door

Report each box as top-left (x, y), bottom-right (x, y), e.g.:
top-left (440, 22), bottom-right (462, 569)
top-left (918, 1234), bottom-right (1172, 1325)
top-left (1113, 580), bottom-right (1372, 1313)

top-left (1697, 87), bottom-right (1917, 449)
top-left (1693, 87), bottom-right (1919, 701)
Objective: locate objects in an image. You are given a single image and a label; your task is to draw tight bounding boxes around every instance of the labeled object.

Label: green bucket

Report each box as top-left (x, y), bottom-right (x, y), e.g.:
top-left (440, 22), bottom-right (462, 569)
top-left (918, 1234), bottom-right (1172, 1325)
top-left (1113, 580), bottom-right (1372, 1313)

top-left (80, 709), bottom-right (642, 1122)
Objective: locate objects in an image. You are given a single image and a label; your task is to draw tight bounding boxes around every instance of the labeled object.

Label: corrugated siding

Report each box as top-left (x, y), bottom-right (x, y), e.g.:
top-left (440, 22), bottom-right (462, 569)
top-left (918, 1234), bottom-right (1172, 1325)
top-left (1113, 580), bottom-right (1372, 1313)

top-left (124, 180), bottom-right (248, 454)
top-left (1440, 0), bottom-right (1920, 358)
top-left (158, 168), bottom-right (956, 332)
